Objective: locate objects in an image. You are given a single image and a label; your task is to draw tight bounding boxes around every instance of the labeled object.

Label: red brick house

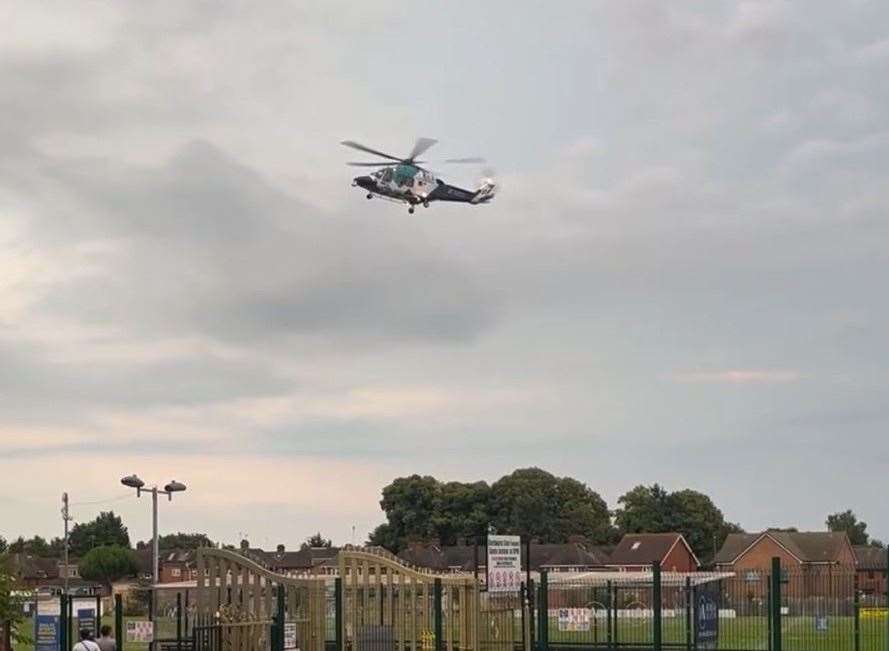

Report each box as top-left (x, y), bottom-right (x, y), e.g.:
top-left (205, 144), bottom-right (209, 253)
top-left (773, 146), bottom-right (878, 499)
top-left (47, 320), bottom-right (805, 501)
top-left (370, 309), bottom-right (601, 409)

top-left (714, 531), bottom-right (856, 600)
top-left (604, 533), bottom-right (699, 572)
top-left (854, 546), bottom-right (888, 598)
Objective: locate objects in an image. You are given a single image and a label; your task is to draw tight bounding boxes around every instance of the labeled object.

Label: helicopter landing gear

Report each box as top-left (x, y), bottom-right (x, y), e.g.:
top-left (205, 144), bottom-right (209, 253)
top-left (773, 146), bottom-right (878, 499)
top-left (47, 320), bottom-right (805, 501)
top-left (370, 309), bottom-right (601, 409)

top-left (366, 193), bottom-right (373, 200)
top-left (423, 201), bottom-right (429, 208)
top-left (408, 206), bottom-right (415, 214)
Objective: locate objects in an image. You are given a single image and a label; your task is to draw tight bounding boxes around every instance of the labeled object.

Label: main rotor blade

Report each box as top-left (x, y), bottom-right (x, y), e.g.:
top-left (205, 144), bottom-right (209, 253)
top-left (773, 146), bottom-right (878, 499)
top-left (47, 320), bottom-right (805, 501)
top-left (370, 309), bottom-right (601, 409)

top-left (408, 137), bottom-right (438, 161)
top-left (341, 140), bottom-right (402, 162)
top-left (347, 161), bottom-right (396, 167)
top-left (443, 157), bottom-right (486, 164)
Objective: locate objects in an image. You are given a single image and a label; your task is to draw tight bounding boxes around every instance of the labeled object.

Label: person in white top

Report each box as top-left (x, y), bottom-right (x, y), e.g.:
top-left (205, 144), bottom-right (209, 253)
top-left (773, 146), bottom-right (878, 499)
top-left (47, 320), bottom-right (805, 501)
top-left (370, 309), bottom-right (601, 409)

top-left (73, 629), bottom-right (101, 651)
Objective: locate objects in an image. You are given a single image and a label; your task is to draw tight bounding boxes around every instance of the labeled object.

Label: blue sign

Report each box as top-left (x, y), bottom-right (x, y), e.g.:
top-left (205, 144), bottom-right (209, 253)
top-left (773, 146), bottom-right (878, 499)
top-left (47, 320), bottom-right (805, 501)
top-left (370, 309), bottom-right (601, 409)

top-left (77, 608), bottom-right (96, 636)
top-left (815, 616), bottom-right (829, 632)
top-left (35, 614), bottom-right (60, 651)
top-left (695, 584), bottom-right (720, 650)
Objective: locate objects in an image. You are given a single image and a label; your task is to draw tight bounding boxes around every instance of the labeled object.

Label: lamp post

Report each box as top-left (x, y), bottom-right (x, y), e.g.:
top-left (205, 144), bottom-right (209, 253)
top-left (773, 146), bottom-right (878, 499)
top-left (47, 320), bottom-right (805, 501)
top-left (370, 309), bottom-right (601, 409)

top-left (120, 475), bottom-right (187, 585)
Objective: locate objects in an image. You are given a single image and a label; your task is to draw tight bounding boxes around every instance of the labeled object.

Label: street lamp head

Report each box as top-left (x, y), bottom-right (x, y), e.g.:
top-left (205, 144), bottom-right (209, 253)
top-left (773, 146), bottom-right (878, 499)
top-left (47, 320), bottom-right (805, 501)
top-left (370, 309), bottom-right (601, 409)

top-left (121, 474), bottom-right (145, 489)
top-left (164, 480), bottom-right (186, 494)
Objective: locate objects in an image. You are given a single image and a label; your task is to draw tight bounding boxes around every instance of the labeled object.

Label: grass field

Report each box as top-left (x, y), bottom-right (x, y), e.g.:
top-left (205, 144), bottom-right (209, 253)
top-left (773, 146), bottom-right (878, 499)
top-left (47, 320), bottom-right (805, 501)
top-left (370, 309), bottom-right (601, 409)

top-left (547, 614), bottom-right (889, 650)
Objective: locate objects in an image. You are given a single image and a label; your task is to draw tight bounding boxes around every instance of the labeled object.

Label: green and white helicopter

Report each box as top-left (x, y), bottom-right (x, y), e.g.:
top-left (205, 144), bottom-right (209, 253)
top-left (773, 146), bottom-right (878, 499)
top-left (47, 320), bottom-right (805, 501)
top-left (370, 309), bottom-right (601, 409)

top-left (342, 138), bottom-right (496, 214)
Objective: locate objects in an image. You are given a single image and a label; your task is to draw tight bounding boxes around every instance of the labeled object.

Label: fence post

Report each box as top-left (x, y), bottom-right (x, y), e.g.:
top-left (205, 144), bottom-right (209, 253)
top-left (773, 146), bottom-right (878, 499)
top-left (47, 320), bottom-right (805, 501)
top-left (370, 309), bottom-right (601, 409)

top-left (335, 578), bottom-right (343, 651)
top-left (527, 578), bottom-right (535, 651)
top-left (114, 594), bottom-right (123, 651)
top-left (538, 572), bottom-right (548, 651)
top-left (434, 579), bottom-right (443, 651)
top-left (684, 576), bottom-right (692, 651)
top-left (176, 592), bottom-right (183, 651)
top-left (770, 557), bottom-right (782, 651)
top-left (606, 580), bottom-right (613, 649)
top-left (96, 594), bottom-right (102, 638)
top-left (60, 593), bottom-right (68, 651)
top-left (277, 584), bottom-right (286, 651)
top-left (853, 573), bottom-right (860, 651)
top-left (652, 561), bottom-right (662, 651)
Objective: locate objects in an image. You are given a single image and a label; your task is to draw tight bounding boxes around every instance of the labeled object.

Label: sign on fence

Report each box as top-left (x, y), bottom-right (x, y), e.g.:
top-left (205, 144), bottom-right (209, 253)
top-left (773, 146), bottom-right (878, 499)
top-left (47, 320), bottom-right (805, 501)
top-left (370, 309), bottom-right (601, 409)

top-left (815, 616), bottom-right (829, 632)
top-left (284, 621), bottom-right (299, 650)
top-left (557, 608), bottom-right (591, 632)
top-left (487, 534), bottom-right (522, 593)
top-left (126, 621), bottom-right (155, 643)
top-left (35, 614), bottom-right (60, 651)
top-left (77, 608), bottom-right (96, 635)
top-left (696, 584), bottom-right (719, 650)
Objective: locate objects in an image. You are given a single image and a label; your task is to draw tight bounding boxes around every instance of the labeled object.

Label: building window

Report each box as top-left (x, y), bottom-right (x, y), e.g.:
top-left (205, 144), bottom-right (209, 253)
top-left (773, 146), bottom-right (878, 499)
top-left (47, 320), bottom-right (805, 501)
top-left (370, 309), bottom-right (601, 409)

top-left (745, 571), bottom-right (760, 583)
top-left (171, 568), bottom-right (181, 578)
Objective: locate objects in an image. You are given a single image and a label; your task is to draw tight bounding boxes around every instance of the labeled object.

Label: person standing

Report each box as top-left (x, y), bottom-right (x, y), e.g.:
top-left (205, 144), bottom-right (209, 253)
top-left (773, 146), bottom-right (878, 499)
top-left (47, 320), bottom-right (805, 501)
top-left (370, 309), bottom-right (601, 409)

top-left (96, 626), bottom-right (117, 651)
top-left (73, 629), bottom-right (101, 651)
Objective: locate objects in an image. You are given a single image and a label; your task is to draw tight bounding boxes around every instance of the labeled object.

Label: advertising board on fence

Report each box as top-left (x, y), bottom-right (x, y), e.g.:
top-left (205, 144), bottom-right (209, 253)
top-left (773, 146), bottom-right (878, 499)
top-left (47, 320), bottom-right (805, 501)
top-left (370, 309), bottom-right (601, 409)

top-left (696, 584), bottom-right (719, 650)
top-left (77, 608), bottom-right (96, 635)
top-left (487, 535), bottom-right (522, 593)
top-left (126, 621), bottom-right (155, 643)
top-left (557, 608), bottom-right (591, 632)
top-left (284, 621), bottom-right (299, 650)
top-left (35, 614), bottom-right (60, 651)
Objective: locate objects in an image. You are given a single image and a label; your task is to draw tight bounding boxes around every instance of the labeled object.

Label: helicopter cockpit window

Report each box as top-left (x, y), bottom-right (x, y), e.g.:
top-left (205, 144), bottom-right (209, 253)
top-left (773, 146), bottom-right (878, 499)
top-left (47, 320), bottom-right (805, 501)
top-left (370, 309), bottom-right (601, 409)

top-left (381, 168), bottom-right (393, 182)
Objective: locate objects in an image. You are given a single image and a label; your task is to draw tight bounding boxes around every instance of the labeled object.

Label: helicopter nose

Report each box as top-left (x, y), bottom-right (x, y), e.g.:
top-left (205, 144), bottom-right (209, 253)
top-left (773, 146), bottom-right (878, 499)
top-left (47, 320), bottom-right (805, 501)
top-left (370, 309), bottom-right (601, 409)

top-left (353, 175), bottom-right (373, 189)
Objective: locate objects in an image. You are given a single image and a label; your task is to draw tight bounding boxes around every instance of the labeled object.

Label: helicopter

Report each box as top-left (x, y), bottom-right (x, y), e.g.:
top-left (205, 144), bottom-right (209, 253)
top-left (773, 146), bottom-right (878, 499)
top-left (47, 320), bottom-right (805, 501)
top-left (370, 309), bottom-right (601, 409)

top-left (342, 138), bottom-right (496, 213)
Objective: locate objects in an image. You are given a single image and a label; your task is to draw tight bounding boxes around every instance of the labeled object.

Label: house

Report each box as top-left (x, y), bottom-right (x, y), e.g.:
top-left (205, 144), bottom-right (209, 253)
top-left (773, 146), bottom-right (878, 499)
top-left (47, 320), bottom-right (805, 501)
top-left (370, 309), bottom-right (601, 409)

top-left (854, 546), bottom-right (887, 597)
top-left (398, 540), bottom-right (611, 574)
top-left (8, 554), bottom-right (104, 596)
top-left (605, 533), bottom-right (699, 572)
top-left (714, 531), bottom-right (856, 574)
top-left (238, 542), bottom-right (339, 576)
top-left (158, 549), bottom-right (198, 583)
top-left (714, 531), bottom-right (856, 601)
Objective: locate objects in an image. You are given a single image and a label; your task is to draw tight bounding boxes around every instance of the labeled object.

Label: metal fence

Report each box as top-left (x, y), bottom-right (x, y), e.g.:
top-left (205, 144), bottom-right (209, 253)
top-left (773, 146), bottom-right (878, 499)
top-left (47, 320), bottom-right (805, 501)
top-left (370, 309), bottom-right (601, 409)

top-left (541, 558), bottom-right (889, 651)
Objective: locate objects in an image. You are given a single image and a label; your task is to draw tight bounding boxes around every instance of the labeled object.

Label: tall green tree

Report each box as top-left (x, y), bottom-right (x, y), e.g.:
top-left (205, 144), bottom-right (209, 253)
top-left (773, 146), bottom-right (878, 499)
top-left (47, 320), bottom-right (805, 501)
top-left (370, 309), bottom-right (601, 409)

top-left (0, 553), bottom-right (29, 650)
top-left (491, 469), bottom-right (612, 544)
top-left (614, 484), bottom-right (742, 561)
top-left (0, 538), bottom-right (6, 555)
top-left (137, 533), bottom-right (214, 551)
top-left (826, 510), bottom-right (870, 545)
top-left (79, 546), bottom-right (139, 589)
top-left (7, 536), bottom-right (54, 557)
top-left (69, 512), bottom-right (130, 556)
top-left (303, 533), bottom-right (332, 549)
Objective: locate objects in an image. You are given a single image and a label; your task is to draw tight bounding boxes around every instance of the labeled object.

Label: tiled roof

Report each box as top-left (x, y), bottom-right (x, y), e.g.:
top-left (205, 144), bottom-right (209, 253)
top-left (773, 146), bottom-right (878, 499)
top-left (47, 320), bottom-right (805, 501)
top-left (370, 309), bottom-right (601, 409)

top-left (854, 546), bottom-right (888, 570)
top-left (716, 531), bottom-right (851, 564)
top-left (607, 533), bottom-right (695, 566)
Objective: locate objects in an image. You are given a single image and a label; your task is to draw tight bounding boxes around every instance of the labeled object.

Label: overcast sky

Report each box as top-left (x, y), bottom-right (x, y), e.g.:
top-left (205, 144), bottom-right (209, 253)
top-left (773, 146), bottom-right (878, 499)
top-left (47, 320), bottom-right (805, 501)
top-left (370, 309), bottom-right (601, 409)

top-left (2, 1), bottom-right (889, 549)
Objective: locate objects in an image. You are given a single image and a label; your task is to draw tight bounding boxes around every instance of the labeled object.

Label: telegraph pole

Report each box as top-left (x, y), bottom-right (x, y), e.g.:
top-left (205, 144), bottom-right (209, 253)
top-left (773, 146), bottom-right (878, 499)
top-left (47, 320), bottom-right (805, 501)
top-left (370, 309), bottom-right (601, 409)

top-left (62, 493), bottom-right (72, 596)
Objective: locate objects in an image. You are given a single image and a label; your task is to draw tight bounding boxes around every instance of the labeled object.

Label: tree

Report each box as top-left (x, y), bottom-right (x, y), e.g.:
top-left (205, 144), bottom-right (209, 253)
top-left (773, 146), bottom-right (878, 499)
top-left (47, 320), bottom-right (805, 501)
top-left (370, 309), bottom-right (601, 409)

top-left (0, 538), bottom-right (6, 555)
top-left (614, 485), bottom-right (673, 534)
top-left (614, 484), bottom-right (742, 561)
top-left (303, 533), bottom-right (332, 549)
top-left (137, 533), bottom-right (214, 551)
top-left (79, 546), bottom-right (139, 589)
top-left (826, 510), bottom-right (870, 546)
top-left (7, 536), bottom-right (54, 557)
top-left (491, 469), bottom-right (613, 544)
top-left (69, 512), bottom-right (130, 556)
top-left (0, 553), bottom-right (29, 650)
top-left (369, 475), bottom-right (449, 551)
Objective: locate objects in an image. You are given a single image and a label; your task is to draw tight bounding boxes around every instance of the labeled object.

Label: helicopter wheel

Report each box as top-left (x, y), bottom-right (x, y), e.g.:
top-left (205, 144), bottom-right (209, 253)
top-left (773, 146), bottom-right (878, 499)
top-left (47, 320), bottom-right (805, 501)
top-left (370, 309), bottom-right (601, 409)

top-left (366, 193), bottom-right (373, 200)
top-left (408, 206), bottom-right (415, 214)
top-left (423, 201), bottom-right (429, 208)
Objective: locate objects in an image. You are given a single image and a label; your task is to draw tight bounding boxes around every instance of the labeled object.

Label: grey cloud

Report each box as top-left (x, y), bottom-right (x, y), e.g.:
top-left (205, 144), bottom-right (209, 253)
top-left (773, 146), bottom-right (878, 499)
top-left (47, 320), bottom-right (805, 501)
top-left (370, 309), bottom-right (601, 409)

top-left (24, 141), bottom-right (499, 345)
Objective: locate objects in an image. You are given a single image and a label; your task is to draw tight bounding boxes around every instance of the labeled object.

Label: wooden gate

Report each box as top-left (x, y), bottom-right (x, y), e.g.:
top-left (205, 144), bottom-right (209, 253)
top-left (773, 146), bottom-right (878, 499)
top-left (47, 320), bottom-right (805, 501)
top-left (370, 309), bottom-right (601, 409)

top-left (195, 547), bottom-right (528, 651)
top-left (195, 548), bottom-right (328, 651)
top-left (339, 547), bottom-right (522, 651)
